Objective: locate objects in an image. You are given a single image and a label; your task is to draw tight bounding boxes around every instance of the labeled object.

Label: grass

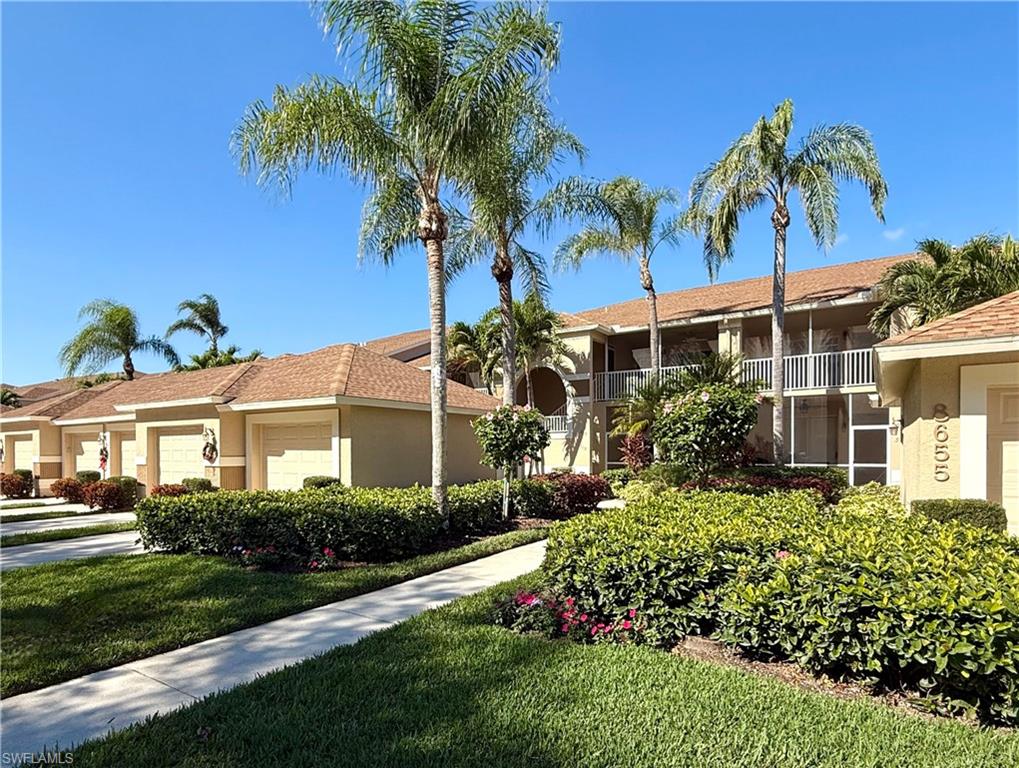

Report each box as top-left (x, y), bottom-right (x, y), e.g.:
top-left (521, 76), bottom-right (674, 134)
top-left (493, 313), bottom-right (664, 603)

top-left (0, 500), bottom-right (46, 510)
top-left (0, 522), bottom-right (137, 548)
top-left (72, 575), bottom-right (1019, 768)
top-left (1, 528), bottom-right (546, 696)
top-left (1, 508), bottom-right (104, 523)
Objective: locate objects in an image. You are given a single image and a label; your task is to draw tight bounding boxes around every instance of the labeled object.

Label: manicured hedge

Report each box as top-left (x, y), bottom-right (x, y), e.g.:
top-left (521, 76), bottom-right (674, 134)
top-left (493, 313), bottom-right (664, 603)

top-left (0, 473), bottom-right (31, 499)
top-left (544, 487), bottom-right (1019, 724)
top-left (181, 477), bottom-right (215, 494)
top-left (50, 477), bottom-right (85, 503)
top-left (303, 475), bottom-right (343, 489)
top-left (151, 484), bottom-right (189, 498)
top-left (913, 498), bottom-right (1007, 533)
top-left (83, 480), bottom-right (125, 511)
top-left (533, 472), bottom-right (611, 517)
top-left (107, 476), bottom-right (140, 506)
top-left (76, 470), bottom-right (101, 485)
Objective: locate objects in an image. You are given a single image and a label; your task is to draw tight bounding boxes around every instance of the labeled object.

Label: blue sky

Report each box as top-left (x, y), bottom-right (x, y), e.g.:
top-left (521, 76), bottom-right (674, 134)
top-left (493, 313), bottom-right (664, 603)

top-left (3, 1), bottom-right (1017, 384)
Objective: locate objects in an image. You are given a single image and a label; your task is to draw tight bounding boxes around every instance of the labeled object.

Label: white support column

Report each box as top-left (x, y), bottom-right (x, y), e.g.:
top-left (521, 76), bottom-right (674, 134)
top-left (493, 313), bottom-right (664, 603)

top-left (848, 392), bottom-right (855, 486)
top-left (807, 310), bottom-right (814, 389)
top-left (789, 396), bottom-right (796, 466)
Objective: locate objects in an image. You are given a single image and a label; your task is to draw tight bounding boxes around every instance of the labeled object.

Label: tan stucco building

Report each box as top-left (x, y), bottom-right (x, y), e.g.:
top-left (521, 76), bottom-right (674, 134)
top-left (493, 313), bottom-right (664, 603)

top-left (875, 290), bottom-right (1019, 533)
top-left (1, 343), bottom-right (497, 495)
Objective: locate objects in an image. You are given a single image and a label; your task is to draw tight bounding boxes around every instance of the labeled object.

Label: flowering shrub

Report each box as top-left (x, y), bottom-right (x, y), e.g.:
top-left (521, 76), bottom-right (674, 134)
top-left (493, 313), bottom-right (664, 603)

top-left (151, 484), bottom-right (190, 497)
top-left (473, 405), bottom-right (550, 475)
top-left (83, 480), bottom-right (125, 510)
top-left (653, 384), bottom-right (761, 481)
top-left (545, 485), bottom-right (1019, 724)
top-left (50, 477), bottom-right (86, 503)
top-left (494, 589), bottom-right (644, 644)
top-left (235, 545), bottom-right (293, 570)
top-left (1, 472), bottom-right (31, 499)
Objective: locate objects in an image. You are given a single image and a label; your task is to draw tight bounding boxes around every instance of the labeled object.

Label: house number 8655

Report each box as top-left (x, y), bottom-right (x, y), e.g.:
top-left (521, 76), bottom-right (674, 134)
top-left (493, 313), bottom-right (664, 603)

top-left (933, 403), bottom-right (950, 482)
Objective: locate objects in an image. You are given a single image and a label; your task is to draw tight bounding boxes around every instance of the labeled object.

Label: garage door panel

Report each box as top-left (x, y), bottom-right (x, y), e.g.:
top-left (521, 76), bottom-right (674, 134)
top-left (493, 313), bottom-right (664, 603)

top-left (70, 435), bottom-right (100, 475)
top-left (157, 428), bottom-right (205, 485)
top-left (13, 438), bottom-right (33, 471)
top-left (264, 423), bottom-right (332, 490)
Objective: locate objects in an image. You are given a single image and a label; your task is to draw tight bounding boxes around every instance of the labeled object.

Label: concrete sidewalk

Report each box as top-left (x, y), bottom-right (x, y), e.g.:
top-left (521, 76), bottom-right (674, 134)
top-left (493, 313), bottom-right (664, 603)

top-left (0, 531), bottom-right (145, 570)
top-left (1, 511), bottom-right (136, 535)
top-left (1, 540), bottom-right (546, 755)
top-left (0, 502), bottom-right (90, 517)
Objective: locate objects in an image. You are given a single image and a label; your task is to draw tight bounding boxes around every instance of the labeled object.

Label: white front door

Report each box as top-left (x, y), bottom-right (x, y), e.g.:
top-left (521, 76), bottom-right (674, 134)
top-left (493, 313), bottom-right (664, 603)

top-left (157, 427), bottom-right (205, 485)
top-left (263, 423), bottom-right (333, 490)
top-left (988, 388), bottom-right (1019, 535)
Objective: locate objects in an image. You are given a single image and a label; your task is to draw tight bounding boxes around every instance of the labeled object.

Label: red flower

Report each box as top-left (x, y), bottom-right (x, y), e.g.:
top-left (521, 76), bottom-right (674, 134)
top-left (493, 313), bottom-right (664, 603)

top-left (628, 608), bottom-right (637, 618)
top-left (579, 613), bottom-right (588, 622)
top-left (621, 619), bottom-right (632, 630)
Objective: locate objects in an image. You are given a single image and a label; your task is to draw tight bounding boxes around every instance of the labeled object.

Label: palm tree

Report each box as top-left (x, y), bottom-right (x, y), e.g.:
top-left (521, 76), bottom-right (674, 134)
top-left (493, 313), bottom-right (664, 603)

top-left (447, 313), bottom-right (501, 393)
top-left (514, 292), bottom-right (567, 407)
top-left (0, 389), bottom-right (20, 408)
top-left (555, 176), bottom-right (687, 385)
top-left (870, 235), bottom-right (1019, 337)
top-left (690, 99), bottom-right (887, 464)
top-left (446, 87), bottom-right (590, 405)
top-left (178, 345), bottom-right (263, 371)
top-left (167, 294), bottom-right (230, 354)
top-left (232, 1), bottom-right (559, 520)
top-left (60, 300), bottom-right (179, 380)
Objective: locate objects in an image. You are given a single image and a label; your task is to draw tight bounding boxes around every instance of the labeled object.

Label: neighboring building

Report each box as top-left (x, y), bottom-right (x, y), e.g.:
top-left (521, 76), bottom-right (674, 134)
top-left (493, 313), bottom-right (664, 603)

top-left (1, 344), bottom-right (497, 495)
top-left (875, 290), bottom-right (1019, 533)
top-left (515, 254), bottom-right (911, 483)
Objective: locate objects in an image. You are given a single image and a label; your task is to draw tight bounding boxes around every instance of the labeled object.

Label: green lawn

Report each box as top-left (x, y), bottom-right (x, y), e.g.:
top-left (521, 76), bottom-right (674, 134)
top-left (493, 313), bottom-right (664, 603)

top-left (0, 522), bottom-right (137, 548)
top-left (2, 528), bottom-right (545, 696)
top-left (72, 576), bottom-right (1019, 768)
top-left (1, 508), bottom-right (108, 523)
top-left (0, 500), bottom-right (46, 511)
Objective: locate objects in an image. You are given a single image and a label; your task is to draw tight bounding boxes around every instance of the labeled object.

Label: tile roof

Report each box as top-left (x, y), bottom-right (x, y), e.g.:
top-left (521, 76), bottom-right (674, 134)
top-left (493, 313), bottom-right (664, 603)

top-left (563, 253), bottom-right (914, 329)
top-left (876, 290), bottom-right (1019, 348)
top-left (44, 344), bottom-right (498, 422)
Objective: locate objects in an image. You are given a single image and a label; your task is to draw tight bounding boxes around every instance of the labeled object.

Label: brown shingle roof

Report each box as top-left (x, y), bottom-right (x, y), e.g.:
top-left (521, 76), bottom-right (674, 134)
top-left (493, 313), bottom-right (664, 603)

top-left (361, 328), bottom-right (431, 356)
top-left (48, 344), bottom-right (497, 422)
top-left (876, 290), bottom-right (1019, 348)
top-left (564, 253), bottom-right (914, 329)
top-left (1, 381), bottom-right (124, 420)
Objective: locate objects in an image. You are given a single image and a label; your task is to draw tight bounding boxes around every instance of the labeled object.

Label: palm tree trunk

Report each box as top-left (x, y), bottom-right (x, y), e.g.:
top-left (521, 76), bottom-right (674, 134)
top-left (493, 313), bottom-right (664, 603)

top-left (770, 203), bottom-right (790, 465)
top-left (123, 351), bottom-right (135, 381)
top-left (492, 244), bottom-right (516, 408)
top-left (419, 200), bottom-right (449, 525)
top-left (640, 255), bottom-right (660, 383)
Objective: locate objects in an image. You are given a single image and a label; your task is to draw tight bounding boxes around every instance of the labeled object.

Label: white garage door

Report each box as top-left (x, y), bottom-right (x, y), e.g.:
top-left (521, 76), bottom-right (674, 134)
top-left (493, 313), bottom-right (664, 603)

top-left (118, 434), bottom-right (137, 477)
top-left (264, 423), bottom-right (333, 490)
top-left (13, 437), bottom-right (33, 471)
top-left (69, 435), bottom-right (100, 475)
top-left (157, 427), bottom-right (205, 485)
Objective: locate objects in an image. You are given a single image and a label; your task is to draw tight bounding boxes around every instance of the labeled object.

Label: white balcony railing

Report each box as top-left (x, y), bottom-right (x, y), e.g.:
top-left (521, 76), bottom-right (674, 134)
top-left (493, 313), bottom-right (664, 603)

top-left (543, 403), bottom-right (570, 434)
top-left (594, 349), bottom-right (874, 402)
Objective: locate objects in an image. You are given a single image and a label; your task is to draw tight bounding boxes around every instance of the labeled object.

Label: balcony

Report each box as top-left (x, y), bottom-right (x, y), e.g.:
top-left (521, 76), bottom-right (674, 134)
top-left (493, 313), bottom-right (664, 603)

top-left (594, 348), bottom-right (874, 401)
top-left (543, 403), bottom-right (569, 434)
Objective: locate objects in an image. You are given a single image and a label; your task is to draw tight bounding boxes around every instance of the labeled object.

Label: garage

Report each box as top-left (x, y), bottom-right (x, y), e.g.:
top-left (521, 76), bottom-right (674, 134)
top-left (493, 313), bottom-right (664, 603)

top-left (116, 432), bottom-right (137, 477)
top-left (156, 426), bottom-right (205, 485)
top-left (68, 434), bottom-right (100, 476)
top-left (12, 436), bottom-right (33, 471)
top-left (263, 422), bottom-right (333, 490)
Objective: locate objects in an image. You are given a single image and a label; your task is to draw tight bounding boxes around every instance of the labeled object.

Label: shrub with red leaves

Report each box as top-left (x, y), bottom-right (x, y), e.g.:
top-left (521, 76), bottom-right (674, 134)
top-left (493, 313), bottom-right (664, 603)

top-left (535, 472), bottom-right (612, 517)
top-left (620, 432), bottom-right (652, 473)
top-left (151, 484), bottom-right (190, 498)
top-left (83, 480), bottom-right (125, 510)
top-left (50, 477), bottom-right (85, 503)
top-left (0, 472), bottom-right (30, 499)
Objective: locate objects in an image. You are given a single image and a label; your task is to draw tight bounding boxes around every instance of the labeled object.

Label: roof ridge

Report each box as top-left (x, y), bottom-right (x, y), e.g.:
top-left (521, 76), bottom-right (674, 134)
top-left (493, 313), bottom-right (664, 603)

top-left (880, 289), bottom-right (1019, 346)
top-left (212, 361), bottom-right (259, 398)
top-left (331, 344), bottom-right (356, 396)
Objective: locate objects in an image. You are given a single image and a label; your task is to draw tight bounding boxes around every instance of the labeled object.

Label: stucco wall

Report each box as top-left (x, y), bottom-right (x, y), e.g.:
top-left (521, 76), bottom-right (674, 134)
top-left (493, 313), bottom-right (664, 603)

top-left (899, 351), bottom-right (1019, 508)
top-left (348, 406), bottom-right (493, 487)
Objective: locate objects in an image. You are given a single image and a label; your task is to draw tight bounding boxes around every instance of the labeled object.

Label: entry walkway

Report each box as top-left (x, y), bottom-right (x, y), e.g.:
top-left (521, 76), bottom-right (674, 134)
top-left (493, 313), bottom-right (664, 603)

top-left (0, 540), bottom-right (546, 755)
top-left (1, 511), bottom-right (136, 535)
top-left (0, 531), bottom-right (145, 570)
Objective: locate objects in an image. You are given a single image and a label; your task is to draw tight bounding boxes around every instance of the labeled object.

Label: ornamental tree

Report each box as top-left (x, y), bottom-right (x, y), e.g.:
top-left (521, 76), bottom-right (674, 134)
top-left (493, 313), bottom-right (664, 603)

top-left (473, 405), bottom-right (551, 519)
top-left (652, 384), bottom-right (761, 482)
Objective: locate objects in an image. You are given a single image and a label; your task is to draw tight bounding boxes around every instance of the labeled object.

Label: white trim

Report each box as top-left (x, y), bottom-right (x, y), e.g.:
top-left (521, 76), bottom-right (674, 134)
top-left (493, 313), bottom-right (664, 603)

top-left (136, 456), bottom-right (147, 466)
top-left (224, 396), bottom-right (340, 412)
top-left (223, 395), bottom-right (491, 416)
top-left (960, 362), bottom-right (1019, 500)
top-left (564, 373), bottom-right (589, 382)
top-left (0, 416), bottom-right (48, 425)
top-left (876, 336), bottom-right (1019, 362)
top-left (115, 396), bottom-right (227, 413)
top-left (34, 455), bottom-right (61, 463)
top-left (53, 414), bottom-right (135, 426)
top-left (217, 456), bottom-right (246, 467)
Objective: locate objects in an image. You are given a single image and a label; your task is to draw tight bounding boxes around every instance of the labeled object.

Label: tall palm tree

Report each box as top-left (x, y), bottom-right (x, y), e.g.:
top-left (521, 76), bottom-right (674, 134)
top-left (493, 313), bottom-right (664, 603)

top-left (231, 1), bottom-right (559, 519)
top-left (690, 99), bottom-right (887, 464)
top-left (179, 345), bottom-right (263, 371)
top-left (555, 176), bottom-right (686, 385)
top-left (870, 234), bottom-right (1019, 337)
top-left (446, 87), bottom-right (590, 405)
top-left (60, 300), bottom-right (179, 380)
top-left (447, 313), bottom-right (501, 393)
top-left (514, 292), bottom-right (567, 407)
top-left (167, 294), bottom-right (230, 354)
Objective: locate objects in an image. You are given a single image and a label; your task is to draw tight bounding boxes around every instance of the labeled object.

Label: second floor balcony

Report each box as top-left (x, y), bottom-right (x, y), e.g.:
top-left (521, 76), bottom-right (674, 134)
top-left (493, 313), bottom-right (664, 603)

top-left (594, 348), bottom-right (874, 402)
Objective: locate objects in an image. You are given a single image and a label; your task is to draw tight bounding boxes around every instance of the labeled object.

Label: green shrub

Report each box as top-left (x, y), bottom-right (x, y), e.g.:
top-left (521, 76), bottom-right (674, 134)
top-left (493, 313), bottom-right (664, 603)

top-left (447, 481), bottom-right (503, 532)
top-left (83, 480), bottom-right (125, 511)
top-left (544, 485), bottom-right (1019, 724)
top-left (617, 479), bottom-right (669, 506)
top-left (181, 477), bottom-right (214, 494)
top-left (76, 470), bottom-right (101, 485)
top-left (106, 476), bottom-right (140, 506)
top-left (913, 498), bottom-right (1007, 533)
top-left (636, 462), bottom-right (690, 489)
top-left (600, 468), bottom-right (634, 497)
top-left (735, 465), bottom-right (849, 497)
top-left (509, 478), bottom-right (555, 518)
top-left (13, 468), bottom-right (34, 488)
top-left (303, 476), bottom-right (343, 490)
top-left (652, 384), bottom-right (760, 480)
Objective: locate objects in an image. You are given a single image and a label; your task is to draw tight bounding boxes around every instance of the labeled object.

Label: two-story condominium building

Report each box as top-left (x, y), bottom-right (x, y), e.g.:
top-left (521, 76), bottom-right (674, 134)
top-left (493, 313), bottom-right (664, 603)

top-left (524, 254), bottom-right (911, 485)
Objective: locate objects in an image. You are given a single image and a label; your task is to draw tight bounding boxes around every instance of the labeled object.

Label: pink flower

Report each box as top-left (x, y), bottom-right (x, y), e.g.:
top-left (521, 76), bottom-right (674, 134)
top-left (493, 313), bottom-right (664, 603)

top-left (323, 547), bottom-right (335, 558)
top-left (775, 550), bottom-right (791, 560)
top-left (590, 627), bottom-right (598, 636)
top-left (310, 560), bottom-right (319, 569)
top-left (628, 608), bottom-right (637, 618)
top-left (565, 597), bottom-right (575, 607)
top-left (700, 391), bottom-right (711, 402)
top-left (663, 402), bottom-right (674, 414)
top-left (621, 619), bottom-right (632, 630)
top-left (561, 624), bottom-right (570, 634)
top-left (754, 393), bottom-right (764, 404)
top-left (579, 613), bottom-right (588, 622)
